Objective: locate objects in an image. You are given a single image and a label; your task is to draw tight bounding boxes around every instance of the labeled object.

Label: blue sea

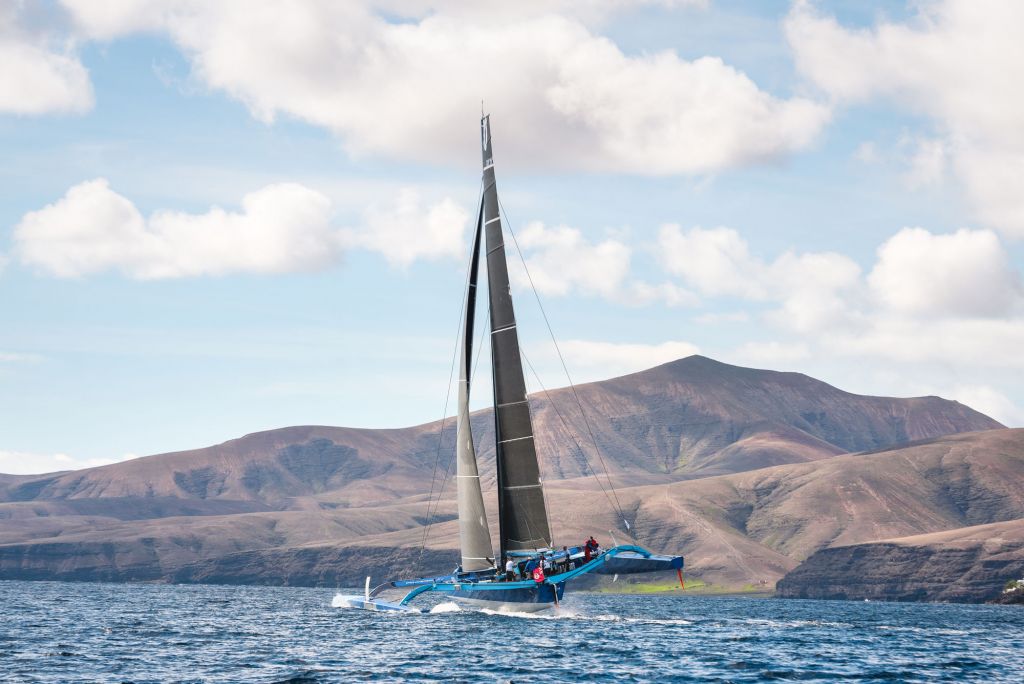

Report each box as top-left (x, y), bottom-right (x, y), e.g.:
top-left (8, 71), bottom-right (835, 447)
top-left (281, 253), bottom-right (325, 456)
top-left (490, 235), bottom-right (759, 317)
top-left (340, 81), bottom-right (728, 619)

top-left (0, 580), bottom-right (1021, 683)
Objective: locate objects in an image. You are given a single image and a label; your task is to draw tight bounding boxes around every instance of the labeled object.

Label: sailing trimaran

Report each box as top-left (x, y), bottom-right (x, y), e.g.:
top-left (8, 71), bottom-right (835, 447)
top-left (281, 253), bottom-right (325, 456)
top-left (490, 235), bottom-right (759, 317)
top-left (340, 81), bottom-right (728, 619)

top-left (338, 116), bottom-right (683, 613)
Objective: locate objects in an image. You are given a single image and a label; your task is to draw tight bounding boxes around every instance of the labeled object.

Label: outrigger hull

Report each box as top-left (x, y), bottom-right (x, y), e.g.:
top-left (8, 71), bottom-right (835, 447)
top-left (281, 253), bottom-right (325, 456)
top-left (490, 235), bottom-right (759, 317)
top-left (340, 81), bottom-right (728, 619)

top-left (334, 595), bottom-right (424, 613)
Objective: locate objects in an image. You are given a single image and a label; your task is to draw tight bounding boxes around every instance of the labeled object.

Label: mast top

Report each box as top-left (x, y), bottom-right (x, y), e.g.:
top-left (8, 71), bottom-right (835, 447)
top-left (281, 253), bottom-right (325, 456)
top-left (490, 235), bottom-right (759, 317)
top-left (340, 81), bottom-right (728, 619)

top-left (481, 115), bottom-right (493, 169)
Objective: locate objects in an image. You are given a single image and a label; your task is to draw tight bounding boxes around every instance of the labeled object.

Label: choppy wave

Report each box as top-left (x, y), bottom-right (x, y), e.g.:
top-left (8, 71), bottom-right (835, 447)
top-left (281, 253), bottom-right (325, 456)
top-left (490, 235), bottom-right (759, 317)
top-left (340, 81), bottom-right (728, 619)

top-left (3, 580), bottom-right (1021, 682)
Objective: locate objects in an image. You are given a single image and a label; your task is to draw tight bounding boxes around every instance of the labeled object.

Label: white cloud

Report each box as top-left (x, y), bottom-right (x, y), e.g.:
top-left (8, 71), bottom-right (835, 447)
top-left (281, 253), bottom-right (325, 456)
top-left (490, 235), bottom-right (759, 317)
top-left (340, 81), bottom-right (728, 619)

top-left (904, 137), bottom-right (947, 190)
top-left (942, 385), bottom-right (1023, 427)
top-left (868, 228), bottom-right (1021, 318)
top-left (695, 311), bottom-right (750, 324)
top-left (656, 221), bottom-right (1024, 375)
top-left (511, 221), bottom-right (631, 298)
top-left (505, 221), bottom-right (696, 306)
top-left (626, 280), bottom-right (699, 307)
top-left (343, 189), bottom-right (468, 269)
top-left (0, 450), bottom-right (119, 475)
top-left (658, 224), bottom-right (862, 332)
top-left (827, 316), bottom-right (1024, 369)
top-left (853, 141), bottom-right (879, 164)
top-left (14, 179), bottom-right (338, 279)
top-left (729, 341), bottom-right (810, 365)
top-left (15, 179), bottom-right (471, 278)
top-left (0, 5), bottom-right (93, 115)
top-left (658, 225), bottom-right (767, 298)
top-left (785, 0), bottom-right (1024, 237)
top-left (0, 351), bottom-right (43, 363)
top-left (766, 250), bottom-right (862, 333)
top-left (559, 339), bottom-right (700, 378)
top-left (58, 0), bottom-right (828, 174)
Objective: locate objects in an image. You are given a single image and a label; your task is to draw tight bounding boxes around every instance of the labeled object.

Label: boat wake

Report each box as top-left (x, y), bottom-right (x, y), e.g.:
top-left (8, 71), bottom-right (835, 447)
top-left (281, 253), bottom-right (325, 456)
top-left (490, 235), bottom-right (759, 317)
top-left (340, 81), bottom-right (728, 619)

top-left (475, 607), bottom-right (692, 626)
top-left (429, 602), bottom-right (461, 614)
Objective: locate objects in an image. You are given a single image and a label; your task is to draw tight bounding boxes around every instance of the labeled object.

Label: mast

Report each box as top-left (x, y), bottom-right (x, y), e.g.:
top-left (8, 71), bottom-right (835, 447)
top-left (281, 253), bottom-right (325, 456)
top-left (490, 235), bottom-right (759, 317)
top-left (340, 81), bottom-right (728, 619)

top-left (455, 202), bottom-right (494, 572)
top-left (480, 115), bottom-right (552, 561)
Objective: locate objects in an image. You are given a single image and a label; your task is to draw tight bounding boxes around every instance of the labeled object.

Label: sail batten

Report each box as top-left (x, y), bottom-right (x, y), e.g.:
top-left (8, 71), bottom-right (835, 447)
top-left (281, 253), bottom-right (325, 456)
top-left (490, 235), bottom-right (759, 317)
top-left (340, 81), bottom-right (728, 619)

top-left (454, 201), bottom-right (494, 572)
top-left (480, 115), bottom-right (552, 561)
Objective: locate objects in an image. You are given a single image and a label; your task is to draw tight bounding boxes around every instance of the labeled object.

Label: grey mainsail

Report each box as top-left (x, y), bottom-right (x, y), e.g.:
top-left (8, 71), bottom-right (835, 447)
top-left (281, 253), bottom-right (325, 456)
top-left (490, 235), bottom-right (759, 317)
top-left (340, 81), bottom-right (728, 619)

top-left (480, 115), bottom-right (552, 559)
top-left (455, 202), bottom-right (494, 572)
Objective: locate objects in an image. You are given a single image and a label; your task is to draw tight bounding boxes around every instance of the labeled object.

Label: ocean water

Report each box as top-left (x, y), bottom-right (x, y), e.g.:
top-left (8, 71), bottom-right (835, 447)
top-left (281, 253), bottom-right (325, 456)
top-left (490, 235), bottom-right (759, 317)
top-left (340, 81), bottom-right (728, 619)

top-left (0, 580), bottom-right (1021, 683)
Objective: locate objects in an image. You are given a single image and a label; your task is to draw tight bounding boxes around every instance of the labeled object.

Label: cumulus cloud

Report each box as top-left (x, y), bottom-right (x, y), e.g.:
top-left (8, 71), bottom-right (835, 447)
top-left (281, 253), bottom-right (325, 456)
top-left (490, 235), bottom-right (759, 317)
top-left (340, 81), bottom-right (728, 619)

top-left (0, 351), bottom-right (43, 363)
top-left (504, 221), bottom-right (697, 306)
top-left (658, 224), bottom-right (862, 332)
top-left (57, 0), bottom-right (828, 174)
top-left (943, 385), bottom-right (1024, 427)
top-left (868, 227), bottom-right (1021, 318)
top-left (729, 341), bottom-right (810, 365)
top-left (658, 225), bottom-right (767, 299)
top-left (14, 179), bottom-right (339, 278)
top-left (656, 221), bottom-right (1024, 374)
top-left (559, 339), bottom-right (700, 378)
top-left (0, 450), bottom-right (119, 475)
top-left (828, 316), bottom-right (1024, 370)
top-left (785, 0), bottom-right (1024, 237)
top-left (13, 179), bottom-right (470, 278)
top-left (343, 189), bottom-right (468, 269)
top-left (626, 280), bottom-right (699, 307)
top-left (903, 137), bottom-right (947, 190)
top-left (0, 5), bottom-right (93, 114)
top-left (511, 221), bottom-right (631, 298)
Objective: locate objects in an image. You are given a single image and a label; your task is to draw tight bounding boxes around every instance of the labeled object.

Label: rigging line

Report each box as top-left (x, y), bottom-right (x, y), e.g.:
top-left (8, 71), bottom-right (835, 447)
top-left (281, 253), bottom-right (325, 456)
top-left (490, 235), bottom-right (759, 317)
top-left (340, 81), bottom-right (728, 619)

top-left (497, 196), bottom-right (635, 538)
top-left (520, 346), bottom-right (627, 530)
top-left (418, 180), bottom-right (484, 560)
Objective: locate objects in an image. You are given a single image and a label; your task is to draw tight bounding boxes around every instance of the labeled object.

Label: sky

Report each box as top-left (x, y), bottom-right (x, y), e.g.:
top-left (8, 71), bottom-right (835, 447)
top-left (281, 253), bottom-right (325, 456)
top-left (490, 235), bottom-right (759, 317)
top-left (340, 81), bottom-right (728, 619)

top-left (2, 0), bottom-right (1023, 474)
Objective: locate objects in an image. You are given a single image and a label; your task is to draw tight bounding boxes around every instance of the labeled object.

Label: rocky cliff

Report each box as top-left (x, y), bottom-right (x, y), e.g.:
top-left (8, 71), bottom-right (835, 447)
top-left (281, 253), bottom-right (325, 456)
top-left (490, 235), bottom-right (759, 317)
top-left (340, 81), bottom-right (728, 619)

top-left (776, 519), bottom-right (1024, 603)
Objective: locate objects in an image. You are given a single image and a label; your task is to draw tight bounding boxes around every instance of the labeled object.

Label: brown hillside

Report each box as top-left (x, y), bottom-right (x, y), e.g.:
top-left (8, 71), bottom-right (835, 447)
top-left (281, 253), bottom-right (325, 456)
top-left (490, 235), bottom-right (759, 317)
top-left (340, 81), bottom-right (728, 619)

top-left (0, 356), bottom-right (1001, 514)
top-left (2, 428), bottom-right (1021, 592)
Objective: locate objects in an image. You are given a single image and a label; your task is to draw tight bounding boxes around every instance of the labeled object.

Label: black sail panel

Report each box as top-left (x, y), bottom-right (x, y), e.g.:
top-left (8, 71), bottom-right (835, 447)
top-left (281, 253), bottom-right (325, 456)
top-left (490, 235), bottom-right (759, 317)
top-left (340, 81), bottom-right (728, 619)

top-left (480, 115), bottom-right (552, 557)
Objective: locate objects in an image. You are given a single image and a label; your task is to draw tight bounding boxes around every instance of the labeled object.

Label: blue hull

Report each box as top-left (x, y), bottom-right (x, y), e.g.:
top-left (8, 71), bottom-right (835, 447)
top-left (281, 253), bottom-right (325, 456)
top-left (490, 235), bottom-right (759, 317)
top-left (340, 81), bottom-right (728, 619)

top-left (450, 581), bottom-right (565, 610)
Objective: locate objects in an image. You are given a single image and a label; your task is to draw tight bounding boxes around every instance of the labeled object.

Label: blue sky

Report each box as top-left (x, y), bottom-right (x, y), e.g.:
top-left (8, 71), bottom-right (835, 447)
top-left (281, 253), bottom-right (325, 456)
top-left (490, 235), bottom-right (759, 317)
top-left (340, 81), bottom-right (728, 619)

top-left (2, 1), bottom-right (1023, 473)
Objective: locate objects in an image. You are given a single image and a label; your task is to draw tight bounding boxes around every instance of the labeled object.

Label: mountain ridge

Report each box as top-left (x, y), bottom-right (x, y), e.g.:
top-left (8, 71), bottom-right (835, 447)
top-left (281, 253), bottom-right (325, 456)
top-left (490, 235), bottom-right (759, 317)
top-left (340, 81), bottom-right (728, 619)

top-left (1, 355), bottom-right (1015, 600)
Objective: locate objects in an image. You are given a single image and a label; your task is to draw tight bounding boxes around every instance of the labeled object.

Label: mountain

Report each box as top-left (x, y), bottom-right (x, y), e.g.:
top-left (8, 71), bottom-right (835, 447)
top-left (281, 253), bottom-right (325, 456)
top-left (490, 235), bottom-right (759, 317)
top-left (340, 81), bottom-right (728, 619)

top-left (1, 356), bottom-right (1000, 505)
top-left (4, 428), bottom-right (1021, 591)
top-left (0, 356), bottom-right (1013, 595)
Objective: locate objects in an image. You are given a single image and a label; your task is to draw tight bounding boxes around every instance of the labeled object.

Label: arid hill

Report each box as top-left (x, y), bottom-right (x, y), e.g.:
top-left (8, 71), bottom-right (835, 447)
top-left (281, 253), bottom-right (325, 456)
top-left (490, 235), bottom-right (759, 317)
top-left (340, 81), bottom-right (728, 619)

top-left (0, 354), bottom-right (1018, 597)
top-left (1, 356), bottom-right (1000, 515)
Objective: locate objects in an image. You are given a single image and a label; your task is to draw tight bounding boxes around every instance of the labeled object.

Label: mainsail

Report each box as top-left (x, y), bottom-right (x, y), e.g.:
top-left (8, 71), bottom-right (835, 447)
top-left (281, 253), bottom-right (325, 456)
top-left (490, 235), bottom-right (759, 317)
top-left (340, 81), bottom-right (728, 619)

top-left (480, 115), bottom-right (552, 559)
top-left (455, 202), bottom-right (494, 572)
top-left (333, 114), bottom-right (685, 614)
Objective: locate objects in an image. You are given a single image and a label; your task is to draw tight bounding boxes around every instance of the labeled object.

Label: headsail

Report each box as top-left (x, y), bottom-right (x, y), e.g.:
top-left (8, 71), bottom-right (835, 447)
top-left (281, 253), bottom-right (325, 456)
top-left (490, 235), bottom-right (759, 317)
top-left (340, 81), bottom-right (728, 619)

top-left (480, 115), bottom-right (552, 559)
top-left (455, 202), bottom-right (494, 572)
